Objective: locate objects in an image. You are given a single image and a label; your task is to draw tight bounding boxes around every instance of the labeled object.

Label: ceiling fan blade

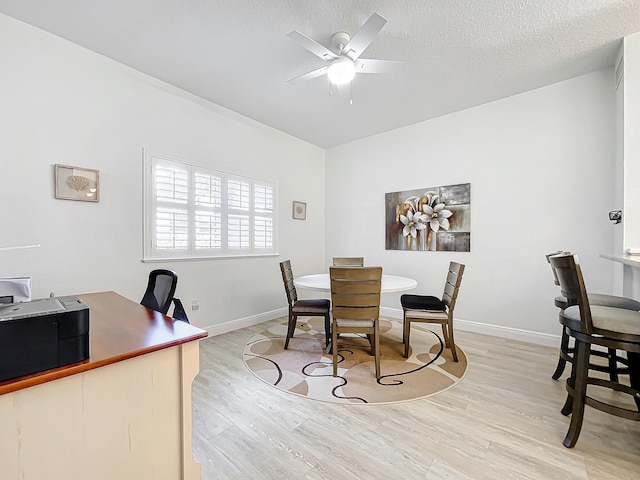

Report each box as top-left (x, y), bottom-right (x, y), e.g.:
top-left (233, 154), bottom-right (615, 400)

top-left (287, 30), bottom-right (337, 60)
top-left (342, 12), bottom-right (387, 60)
top-left (355, 58), bottom-right (402, 74)
top-left (287, 65), bottom-right (329, 83)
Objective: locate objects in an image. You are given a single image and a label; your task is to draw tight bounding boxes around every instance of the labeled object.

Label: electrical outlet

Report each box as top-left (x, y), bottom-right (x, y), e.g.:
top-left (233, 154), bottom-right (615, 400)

top-left (191, 299), bottom-right (199, 311)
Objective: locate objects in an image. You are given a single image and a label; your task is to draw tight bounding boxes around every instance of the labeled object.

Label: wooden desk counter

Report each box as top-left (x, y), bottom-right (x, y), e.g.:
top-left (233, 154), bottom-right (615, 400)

top-left (0, 291), bottom-right (208, 480)
top-left (0, 291), bottom-right (207, 395)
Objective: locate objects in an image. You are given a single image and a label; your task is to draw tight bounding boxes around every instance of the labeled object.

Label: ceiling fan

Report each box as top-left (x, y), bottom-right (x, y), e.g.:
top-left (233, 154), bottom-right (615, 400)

top-left (287, 12), bottom-right (401, 86)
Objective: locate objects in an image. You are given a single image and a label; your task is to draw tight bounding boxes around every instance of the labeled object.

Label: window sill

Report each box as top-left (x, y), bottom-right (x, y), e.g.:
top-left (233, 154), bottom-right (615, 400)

top-left (142, 252), bottom-right (280, 263)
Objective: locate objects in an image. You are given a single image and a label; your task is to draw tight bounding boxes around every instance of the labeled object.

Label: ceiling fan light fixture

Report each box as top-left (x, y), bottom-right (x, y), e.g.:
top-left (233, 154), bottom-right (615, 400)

top-left (327, 56), bottom-right (356, 85)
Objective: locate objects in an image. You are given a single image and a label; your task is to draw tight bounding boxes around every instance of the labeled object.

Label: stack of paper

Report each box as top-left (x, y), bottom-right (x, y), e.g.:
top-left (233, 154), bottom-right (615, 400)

top-left (0, 277), bottom-right (31, 303)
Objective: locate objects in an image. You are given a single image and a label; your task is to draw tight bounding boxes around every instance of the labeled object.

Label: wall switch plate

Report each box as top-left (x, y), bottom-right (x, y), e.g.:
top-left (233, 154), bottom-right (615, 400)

top-left (191, 299), bottom-right (199, 311)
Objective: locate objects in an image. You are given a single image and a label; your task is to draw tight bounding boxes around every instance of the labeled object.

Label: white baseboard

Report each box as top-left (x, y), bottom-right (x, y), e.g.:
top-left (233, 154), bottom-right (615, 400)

top-left (202, 306), bottom-right (560, 348)
top-left (203, 307), bottom-right (287, 337)
top-left (380, 306), bottom-right (560, 347)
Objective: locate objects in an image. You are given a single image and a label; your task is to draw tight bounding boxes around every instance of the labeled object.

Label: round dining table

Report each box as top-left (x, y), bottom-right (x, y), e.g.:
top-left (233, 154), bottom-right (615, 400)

top-left (294, 273), bottom-right (417, 293)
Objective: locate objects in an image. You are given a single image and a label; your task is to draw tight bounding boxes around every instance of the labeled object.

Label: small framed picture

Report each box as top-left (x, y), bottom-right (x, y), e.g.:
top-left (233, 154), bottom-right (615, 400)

top-left (55, 164), bottom-right (100, 202)
top-left (292, 201), bottom-right (306, 220)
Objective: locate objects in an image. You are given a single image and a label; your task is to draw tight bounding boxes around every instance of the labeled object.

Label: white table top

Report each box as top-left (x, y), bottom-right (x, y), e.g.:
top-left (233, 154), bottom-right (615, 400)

top-left (294, 273), bottom-right (417, 293)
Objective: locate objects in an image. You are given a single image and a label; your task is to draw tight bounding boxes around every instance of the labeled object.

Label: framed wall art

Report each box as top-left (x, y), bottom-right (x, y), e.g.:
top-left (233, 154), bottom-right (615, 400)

top-left (385, 183), bottom-right (471, 252)
top-left (55, 164), bottom-right (100, 202)
top-left (292, 201), bottom-right (306, 220)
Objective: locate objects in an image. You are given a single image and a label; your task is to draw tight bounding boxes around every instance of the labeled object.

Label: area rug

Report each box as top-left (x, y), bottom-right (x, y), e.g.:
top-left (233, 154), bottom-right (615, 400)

top-left (243, 317), bottom-right (468, 404)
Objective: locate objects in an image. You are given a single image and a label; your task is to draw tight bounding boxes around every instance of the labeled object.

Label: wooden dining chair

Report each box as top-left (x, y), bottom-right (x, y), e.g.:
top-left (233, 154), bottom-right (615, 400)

top-left (279, 260), bottom-right (331, 349)
top-left (549, 253), bottom-right (640, 447)
top-left (545, 251), bottom-right (640, 380)
top-left (330, 266), bottom-right (382, 379)
top-left (332, 257), bottom-right (364, 267)
top-left (401, 262), bottom-right (465, 361)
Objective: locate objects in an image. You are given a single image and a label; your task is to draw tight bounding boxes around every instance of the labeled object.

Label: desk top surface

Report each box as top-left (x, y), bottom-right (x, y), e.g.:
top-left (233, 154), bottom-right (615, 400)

top-left (0, 291), bottom-right (207, 395)
top-left (294, 273), bottom-right (417, 293)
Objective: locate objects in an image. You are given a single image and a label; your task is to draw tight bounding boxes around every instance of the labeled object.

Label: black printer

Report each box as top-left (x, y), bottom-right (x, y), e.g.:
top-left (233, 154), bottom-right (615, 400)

top-left (0, 296), bottom-right (89, 382)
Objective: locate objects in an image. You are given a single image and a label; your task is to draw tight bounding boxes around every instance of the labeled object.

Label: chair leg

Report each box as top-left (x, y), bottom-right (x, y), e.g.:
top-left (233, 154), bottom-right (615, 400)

top-left (284, 311), bottom-right (296, 350)
top-left (332, 319), bottom-right (339, 377)
top-left (628, 351), bottom-right (640, 411)
top-left (563, 340), bottom-right (590, 448)
top-left (607, 348), bottom-right (619, 383)
top-left (446, 320), bottom-right (458, 362)
top-left (552, 327), bottom-right (570, 380)
top-left (561, 331), bottom-right (578, 417)
top-left (403, 316), bottom-right (411, 358)
top-left (323, 313), bottom-right (331, 353)
top-left (441, 324), bottom-right (449, 347)
top-left (374, 320), bottom-right (381, 379)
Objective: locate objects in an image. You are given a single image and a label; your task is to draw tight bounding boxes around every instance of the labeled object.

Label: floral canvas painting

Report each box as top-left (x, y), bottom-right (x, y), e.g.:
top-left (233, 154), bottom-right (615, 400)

top-left (385, 183), bottom-right (471, 252)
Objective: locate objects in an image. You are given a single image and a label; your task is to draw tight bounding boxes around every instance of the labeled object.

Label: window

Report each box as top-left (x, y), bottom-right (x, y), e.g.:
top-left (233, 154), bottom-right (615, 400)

top-left (144, 153), bottom-right (276, 260)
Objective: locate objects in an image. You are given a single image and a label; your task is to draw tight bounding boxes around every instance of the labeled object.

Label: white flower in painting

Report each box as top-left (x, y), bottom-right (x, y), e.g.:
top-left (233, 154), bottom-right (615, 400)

top-left (400, 210), bottom-right (427, 238)
top-left (403, 195), bottom-right (421, 212)
top-left (422, 202), bottom-right (453, 232)
top-left (423, 192), bottom-right (439, 207)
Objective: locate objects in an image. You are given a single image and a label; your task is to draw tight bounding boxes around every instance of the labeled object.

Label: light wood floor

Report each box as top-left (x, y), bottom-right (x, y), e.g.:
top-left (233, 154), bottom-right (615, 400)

top-left (192, 318), bottom-right (640, 479)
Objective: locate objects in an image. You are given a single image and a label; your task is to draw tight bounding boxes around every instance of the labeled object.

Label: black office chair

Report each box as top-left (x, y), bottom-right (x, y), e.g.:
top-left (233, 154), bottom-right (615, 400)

top-left (172, 298), bottom-right (190, 323)
top-left (140, 269), bottom-right (178, 315)
top-left (140, 269), bottom-right (191, 322)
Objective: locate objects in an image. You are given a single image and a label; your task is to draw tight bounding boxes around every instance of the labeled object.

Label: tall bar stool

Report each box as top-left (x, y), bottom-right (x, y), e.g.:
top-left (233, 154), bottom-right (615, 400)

top-left (549, 253), bottom-right (640, 448)
top-left (546, 252), bottom-right (640, 380)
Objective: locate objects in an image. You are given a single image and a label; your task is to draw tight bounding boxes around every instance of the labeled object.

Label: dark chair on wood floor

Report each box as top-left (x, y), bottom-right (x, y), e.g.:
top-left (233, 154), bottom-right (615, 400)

top-left (279, 260), bottom-right (331, 350)
top-left (330, 266), bottom-right (382, 379)
top-left (549, 253), bottom-right (640, 448)
top-left (141, 269), bottom-right (190, 322)
top-left (401, 262), bottom-right (465, 361)
top-left (546, 251), bottom-right (640, 380)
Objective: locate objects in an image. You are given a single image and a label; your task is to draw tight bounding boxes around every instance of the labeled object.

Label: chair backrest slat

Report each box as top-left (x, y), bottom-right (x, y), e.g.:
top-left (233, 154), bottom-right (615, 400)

top-left (332, 257), bottom-right (365, 267)
top-left (545, 250), bottom-right (569, 287)
top-left (442, 262), bottom-right (465, 310)
top-left (548, 254), bottom-right (593, 333)
top-left (332, 306), bottom-right (380, 319)
top-left (331, 293), bottom-right (380, 307)
top-left (330, 267), bottom-right (382, 320)
top-left (279, 260), bottom-right (298, 306)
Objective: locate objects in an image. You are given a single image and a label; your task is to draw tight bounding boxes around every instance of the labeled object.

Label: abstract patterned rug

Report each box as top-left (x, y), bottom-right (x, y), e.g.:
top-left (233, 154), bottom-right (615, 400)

top-left (243, 317), bottom-right (468, 404)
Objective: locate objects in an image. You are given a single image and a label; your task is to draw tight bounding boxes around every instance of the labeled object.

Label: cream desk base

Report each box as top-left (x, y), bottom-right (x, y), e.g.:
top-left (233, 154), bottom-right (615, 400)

top-left (0, 291), bottom-right (206, 480)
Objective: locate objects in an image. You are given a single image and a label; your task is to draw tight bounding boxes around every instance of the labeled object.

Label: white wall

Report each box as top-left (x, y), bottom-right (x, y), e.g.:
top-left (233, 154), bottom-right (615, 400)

top-left (620, 32), bottom-right (640, 298)
top-left (325, 70), bottom-right (617, 337)
top-left (623, 32), bottom-right (640, 251)
top-left (0, 14), bottom-right (326, 331)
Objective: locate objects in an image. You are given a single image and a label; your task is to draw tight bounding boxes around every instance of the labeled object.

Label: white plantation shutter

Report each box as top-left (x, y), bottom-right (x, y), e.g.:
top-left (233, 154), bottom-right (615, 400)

top-left (227, 214), bottom-right (250, 248)
top-left (156, 207), bottom-right (189, 249)
top-left (253, 183), bottom-right (274, 249)
top-left (254, 216), bottom-right (273, 248)
top-left (195, 211), bottom-right (222, 249)
top-left (194, 171), bottom-right (222, 250)
top-left (145, 153), bottom-right (276, 259)
top-left (227, 177), bottom-right (250, 249)
top-left (153, 162), bottom-right (189, 253)
top-left (227, 179), bottom-right (250, 210)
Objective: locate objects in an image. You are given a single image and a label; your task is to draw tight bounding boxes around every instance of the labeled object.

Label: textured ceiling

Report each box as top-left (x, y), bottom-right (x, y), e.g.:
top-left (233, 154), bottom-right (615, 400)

top-left (1, 0), bottom-right (639, 148)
